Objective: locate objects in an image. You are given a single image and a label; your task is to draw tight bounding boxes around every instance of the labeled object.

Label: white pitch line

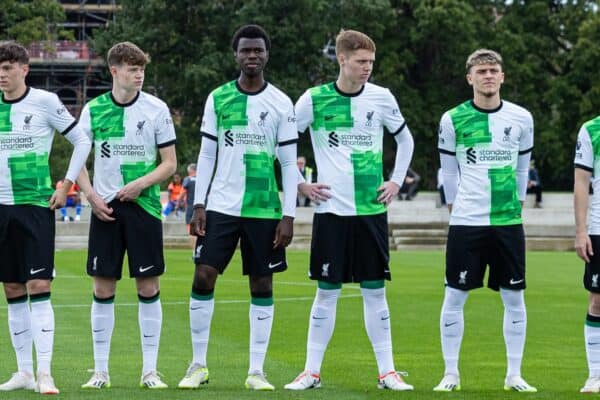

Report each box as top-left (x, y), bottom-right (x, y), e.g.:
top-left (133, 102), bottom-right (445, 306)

top-left (0, 294), bottom-right (363, 310)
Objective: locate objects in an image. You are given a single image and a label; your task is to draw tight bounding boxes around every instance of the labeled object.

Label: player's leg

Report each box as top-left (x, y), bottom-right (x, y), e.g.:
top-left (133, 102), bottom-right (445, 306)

top-left (435, 225), bottom-right (487, 391)
top-left (492, 225), bottom-right (536, 392)
top-left (82, 201), bottom-right (125, 389)
top-left (0, 283), bottom-right (35, 391)
top-left (241, 217), bottom-right (287, 391)
top-left (179, 211), bottom-right (238, 389)
top-left (286, 214), bottom-right (348, 390)
top-left (581, 236), bottom-right (600, 393)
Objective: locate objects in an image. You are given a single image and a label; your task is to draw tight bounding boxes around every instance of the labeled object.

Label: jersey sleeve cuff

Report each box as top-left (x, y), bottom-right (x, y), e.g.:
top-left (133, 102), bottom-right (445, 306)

top-left (439, 148), bottom-right (456, 155)
top-left (157, 139), bottom-right (177, 148)
top-left (575, 163), bottom-right (594, 172)
top-left (518, 147), bottom-right (533, 155)
top-left (390, 122), bottom-right (407, 137)
top-left (61, 120), bottom-right (78, 136)
top-left (201, 131), bottom-right (218, 141)
top-left (278, 138), bottom-right (298, 147)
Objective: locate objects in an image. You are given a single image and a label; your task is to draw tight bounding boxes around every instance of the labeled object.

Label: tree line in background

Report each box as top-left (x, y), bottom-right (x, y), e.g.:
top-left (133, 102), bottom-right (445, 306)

top-left (2, 0), bottom-right (600, 190)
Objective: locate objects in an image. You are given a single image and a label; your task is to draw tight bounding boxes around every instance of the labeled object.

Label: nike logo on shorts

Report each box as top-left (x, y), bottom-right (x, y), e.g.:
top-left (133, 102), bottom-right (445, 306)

top-left (139, 265), bottom-right (155, 273)
top-left (509, 278), bottom-right (524, 285)
top-left (30, 267), bottom-right (46, 275)
top-left (268, 261), bottom-right (283, 269)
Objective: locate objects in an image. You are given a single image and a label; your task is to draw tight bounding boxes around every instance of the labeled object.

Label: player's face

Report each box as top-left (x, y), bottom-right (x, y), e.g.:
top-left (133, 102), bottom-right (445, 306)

top-left (235, 38), bottom-right (269, 77)
top-left (338, 49), bottom-right (375, 86)
top-left (0, 61), bottom-right (28, 95)
top-left (111, 63), bottom-right (145, 92)
top-left (467, 63), bottom-right (504, 98)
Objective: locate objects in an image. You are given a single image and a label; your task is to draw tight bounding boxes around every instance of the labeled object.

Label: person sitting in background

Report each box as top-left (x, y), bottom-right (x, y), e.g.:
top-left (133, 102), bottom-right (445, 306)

top-left (527, 159), bottom-right (542, 208)
top-left (163, 172), bottom-right (184, 218)
top-left (399, 167), bottom-right (420, 200)
top-left (56, 179), bottom-right (82, 221)
top-left (296, 156), bottom-right (313, 207)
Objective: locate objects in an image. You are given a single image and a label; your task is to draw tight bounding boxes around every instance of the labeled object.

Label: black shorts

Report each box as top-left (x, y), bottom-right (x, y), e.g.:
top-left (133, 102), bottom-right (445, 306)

top-left (309, 212), bottom-right (390, 283)
top-left (584, 235), bottom-right (600, 293)
top-left (87, 200), bottom-right (165, 280)
top-left (445, 224), bottom-right (526, 291)
top-left (194, 211), bottom-right (286, 276)
top-left (0, 205), bottom-right (55, 283)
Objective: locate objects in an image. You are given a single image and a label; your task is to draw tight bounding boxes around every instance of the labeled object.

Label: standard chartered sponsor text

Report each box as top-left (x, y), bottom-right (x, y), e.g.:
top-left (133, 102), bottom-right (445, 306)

top-left (0, 137), bottom-right (34, 150)
top-left (113, 143), bottom-right (145, 157)
top-left (235, 132), bottom-right (266, 146)
top-left (341, 134), bottom-right (372, 147)
top-left (478, 149), bottom-right (512, 162)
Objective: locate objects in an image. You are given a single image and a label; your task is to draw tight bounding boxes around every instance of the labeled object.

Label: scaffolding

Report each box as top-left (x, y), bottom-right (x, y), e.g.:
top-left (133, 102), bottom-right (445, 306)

top-left (27, 0), bottom-right (119, 116)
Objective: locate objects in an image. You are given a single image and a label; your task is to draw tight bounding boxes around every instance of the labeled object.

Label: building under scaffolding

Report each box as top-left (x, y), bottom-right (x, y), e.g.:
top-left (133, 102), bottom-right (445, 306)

top-left (26, 0), bottom-right (120, 116)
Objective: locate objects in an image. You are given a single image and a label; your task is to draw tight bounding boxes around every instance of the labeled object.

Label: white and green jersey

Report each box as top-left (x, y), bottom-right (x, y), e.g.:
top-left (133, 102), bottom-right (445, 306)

top-left (575, 116), bottom-right (600, 234)
top-left (295, 82), bottom-right (407, 216)
top-left (0, 87), bottom-right (78, 207)
top-left (78, 91), bottom-right (176, 219)
top-left (200, 81), bottom-right (297, 219)
top-left (438, 100), bottom-right (534, 226)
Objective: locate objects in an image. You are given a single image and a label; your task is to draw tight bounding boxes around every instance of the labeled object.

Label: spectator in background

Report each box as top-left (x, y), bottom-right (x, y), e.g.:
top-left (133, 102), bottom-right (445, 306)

top-left (296, 156), bottom-right (313, 207)
top-left (56, 179), bottom-right (82, 221)
top-left (527, 159), bottom-right (542, 208)
top-left (437, 167), bottom-right (446, 207)
top-left (181, 163), bottom-right (197, 248)
top-left (163, 172), bottom-right (184, 218)
top-left (399, 167), bottom-right (420, 200)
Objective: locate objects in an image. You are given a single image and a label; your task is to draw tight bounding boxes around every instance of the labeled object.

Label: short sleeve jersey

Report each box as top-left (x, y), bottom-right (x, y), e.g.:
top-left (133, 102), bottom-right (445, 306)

top-left (295, 82), bottom-right (407, 216)
top-left (78, 91), bottom-right (176, 220)
top-left (0, 87), bottom-right (78, 207)
top-left (201, 81), bottom-right (297, 219)
top-left (574, 116), bottom-right (600, 234)
top-left (438, 100), bottom-right (534, 226)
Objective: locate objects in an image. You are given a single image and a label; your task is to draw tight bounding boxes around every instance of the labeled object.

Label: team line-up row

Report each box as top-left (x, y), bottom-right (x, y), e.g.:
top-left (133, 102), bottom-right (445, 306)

top-left (0, 24), bottom-right (599, 394)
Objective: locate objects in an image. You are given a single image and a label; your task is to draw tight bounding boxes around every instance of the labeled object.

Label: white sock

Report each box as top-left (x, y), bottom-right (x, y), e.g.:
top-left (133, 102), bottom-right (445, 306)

top-left (500, 288), bottom-right (527, 378)
top-left (249, 303), bottom-right (274, 374)
top-left (139, 296), bottom-right (162, 375)
top-left (305, 288), bottom-right (340, 374)
top-left (361, 287), bottom-right (395, 376)
top-left (585, 315), bottom-right (600, 377)
top-left (190, 296), bottom-right (214, 366)
top-left (91, 298), bottom-right (114, 373)
top-left (440, 286), bottom-right (468, 377)
top-left (7, 299), bottom-right (33, 374)
top-left (30, 297), bottom-right (55, 374)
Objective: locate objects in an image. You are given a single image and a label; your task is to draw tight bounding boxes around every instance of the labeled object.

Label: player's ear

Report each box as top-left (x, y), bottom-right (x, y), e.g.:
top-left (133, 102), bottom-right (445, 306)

top-left (466, 73), bottom-right (473, 86)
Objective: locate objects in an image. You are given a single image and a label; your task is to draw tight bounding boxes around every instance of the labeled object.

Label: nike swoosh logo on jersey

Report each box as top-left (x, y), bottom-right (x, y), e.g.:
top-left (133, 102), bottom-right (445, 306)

top-left (324, 115), bottom-right (336, 120)
top-left (222, 114), bottom-right (231, 119)
top-left (30, 267), bottom-right (46, 275)
top-left (444, 321), bottom-right (458, 327)
top-left (509, 278), bottom-right (524, 285)
top-left (139, 265), bottom-right (155, 273)
top-left (100, 127), bottom-right (109, 132)
top-left (268, 261), bottom-right (283, 269)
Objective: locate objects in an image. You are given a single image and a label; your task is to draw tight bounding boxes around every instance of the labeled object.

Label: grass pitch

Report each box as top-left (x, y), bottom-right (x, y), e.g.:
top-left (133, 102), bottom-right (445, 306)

top-left (0, 250), bottom-right (588, 399)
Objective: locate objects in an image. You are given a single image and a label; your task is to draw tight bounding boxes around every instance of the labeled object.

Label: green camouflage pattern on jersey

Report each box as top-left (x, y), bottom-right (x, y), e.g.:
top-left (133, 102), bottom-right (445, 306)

top-left (351, 151), bottom-right (385, 215)
top-left (0, 103), bottom-right (11, 133)
top-left (310, 83), bottom-right (353, 131)
top-left (8, 152), bottom-right (52, 206)
top-left (89, 93), bottom-right (125, 139)
top-left (213, 81), bottom-right (249, 130)
top-left (450, 101), bottom-right (491, 147)
top-left (585, 117), bottom-right (600, 157)
top-left (120, 162), bottom-right (161, 219)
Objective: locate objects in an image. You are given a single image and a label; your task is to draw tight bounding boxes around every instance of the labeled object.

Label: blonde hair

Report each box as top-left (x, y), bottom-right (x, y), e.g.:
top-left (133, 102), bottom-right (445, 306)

top-left (107, 42), bottom-right (150, 67)
top-left (466, 49), bottom-right (502, 72)
top-left (335, 29), bottom-right (376, 56)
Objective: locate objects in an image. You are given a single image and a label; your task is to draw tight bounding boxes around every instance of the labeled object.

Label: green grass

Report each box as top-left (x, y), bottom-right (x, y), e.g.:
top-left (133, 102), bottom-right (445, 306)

top-left (0, 250), bottom-right (589, 399)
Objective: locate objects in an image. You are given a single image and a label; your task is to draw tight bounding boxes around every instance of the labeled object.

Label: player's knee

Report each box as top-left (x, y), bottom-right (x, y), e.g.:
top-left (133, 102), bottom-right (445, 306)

top-left (249, 275), bottom-right (272, 294)
top-left (136, 278), bottom-right (160, 298)
top-left (500, 288), bottom-right (525, 309)
top-left (589, 293), bottom-right (600, 315)
top-left (3, 282), bottom-right (27, 299)
top-left (193, 265), bottom-right (218, 291)
top-left (26, 279), bottom-right (51, 295)
top-left (443, 286), bottom-right (469, 309)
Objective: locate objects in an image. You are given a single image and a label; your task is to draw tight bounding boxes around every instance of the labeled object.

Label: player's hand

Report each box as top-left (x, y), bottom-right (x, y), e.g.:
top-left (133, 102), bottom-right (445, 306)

top-left (190, 207), bottom-right (207, 236)
top-left (116, 179), bottom-right (144, 202)
top-left (576, 231), bottom-right (594, 263)
top-left (298, 183), bottom-right (331, 205)
top-left (49, 189), bottom-right (67, 210)
top-left (377, 181), bottom-right (400, 205)
top-left (88, 192), bottom-right (115, 222)
top-left (273, 216), bottom-right (294, 249)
